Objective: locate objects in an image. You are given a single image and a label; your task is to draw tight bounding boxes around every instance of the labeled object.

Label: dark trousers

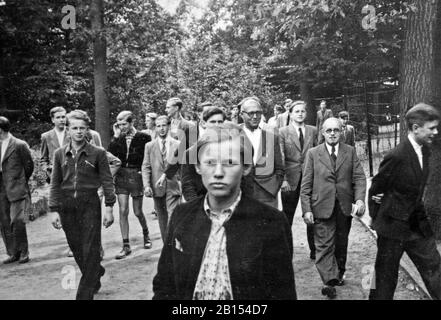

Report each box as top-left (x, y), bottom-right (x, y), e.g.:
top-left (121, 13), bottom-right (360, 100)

top-left (153, 193), bottom-right (180, 242)
top-left (369, 235), bottom-right (441, 300)
top-left (60, 193), bottom-right (103, 300)
top-left (281, 181), bottom-right (315, 254)
top-left (0, 178), bottom-right (28, 257)
top-left (314, 201), bottom-right (352, 285)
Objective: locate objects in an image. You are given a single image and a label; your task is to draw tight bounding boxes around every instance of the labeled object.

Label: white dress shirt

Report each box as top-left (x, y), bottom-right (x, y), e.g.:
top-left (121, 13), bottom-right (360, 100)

top-left (292, 123), bottom-right (306, 138)
top-left (408, 134), bottom-right (423, 169)
top-left (54, 129), bottom-right (65, 148)
top-left (0, 133), bottom-right (12, 170)
top-left (325, 142), bottom-right (339, 157)
top-left (243, 127), bottom-right (262, 165)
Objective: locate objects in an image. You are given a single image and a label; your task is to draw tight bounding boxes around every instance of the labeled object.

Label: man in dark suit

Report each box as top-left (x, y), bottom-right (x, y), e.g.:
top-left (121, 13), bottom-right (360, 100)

top-left (0, 116), bottom-right (34, 264)
top-left (279, 100), bottom-right (318, 259)
top-left (153, 123), bottom-right (296, 300)
top-left (108, 111), bottom-right (152, 259)
top-left (338, 111), bottom-right (356, 147)
top-left (142, 116), bottom-right (181, 242)
top-left (276, 98), bottom-right (293, 128)
top-left (316, 100), bottom-right (333, 143)
top-left (240, 97), bottom-right (284, 209)
top-left (369, 103), bottom-right (441, 300)
top-left (301, 117), bottom-right (366, 299)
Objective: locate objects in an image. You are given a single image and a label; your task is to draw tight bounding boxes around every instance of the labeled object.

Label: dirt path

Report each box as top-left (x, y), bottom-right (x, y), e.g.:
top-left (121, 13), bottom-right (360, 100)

top-left (0, 198), bottom-right (426, 300)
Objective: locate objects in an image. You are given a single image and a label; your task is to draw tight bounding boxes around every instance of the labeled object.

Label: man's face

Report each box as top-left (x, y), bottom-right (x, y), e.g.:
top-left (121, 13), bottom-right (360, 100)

top-left (67, 118), bottom-right (88, 143)
top-left (52, 111), bottom-right (66, 130)
top-left (117, 117), bottom-right (133, 135)
top-left (145, 116), bottom-right (155, 130)
top-left (231, 107), bottom-right (239, 116)
top-left (291, 104), bottom-right (307, 124)
top-left (165, 101), bottom-right (178, 118)
top-left (322, 118), bottom-right (342, 146)
top-left (241, 100), bottom-right (262, 130)
top-left (413, 120), bottom-right (439, 145)
top-left (340, 115), bottom-right (349, 126)
top-left (156, 118), bottom-right (169, 138)
top-left (205, 114), bottom-right (224, 128)
top-left (196, 139), bottom-right (248, 200)
top-left (320, 101), bottom-right (326, 111)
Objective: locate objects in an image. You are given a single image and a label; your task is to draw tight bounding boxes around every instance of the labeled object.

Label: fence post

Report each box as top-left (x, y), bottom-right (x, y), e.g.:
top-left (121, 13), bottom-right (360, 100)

top-left (364, 81), bottom-right (373, 177)
top-left (394, 115), bottom-right (398, 147)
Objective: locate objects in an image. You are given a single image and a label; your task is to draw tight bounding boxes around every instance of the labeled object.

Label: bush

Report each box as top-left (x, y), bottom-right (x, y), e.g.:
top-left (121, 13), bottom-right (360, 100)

top-left (28, 146), bottom-right (47, 194)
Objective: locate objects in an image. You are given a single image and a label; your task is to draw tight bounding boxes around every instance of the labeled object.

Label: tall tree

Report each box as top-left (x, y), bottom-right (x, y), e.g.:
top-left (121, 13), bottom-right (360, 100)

top-left (90, 0), bottom-right (110, 147)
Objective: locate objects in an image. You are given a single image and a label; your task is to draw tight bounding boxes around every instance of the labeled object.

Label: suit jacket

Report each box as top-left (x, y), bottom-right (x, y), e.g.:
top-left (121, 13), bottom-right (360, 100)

top-left (279, 124), bottom-right (317, 189)
top-left (142, 138), bottom-right (181, 198)
top-left (108, 131), bottom-right (151, 169)
top-left (341, 124), bottom-right (355, 147)
top-left (40, 129), bottom-right (70, 170)
top-left (316, 109), bottom-right (333, 132)
top-left (152, 195), bottom-right (296, 300)
top-left (242, 127), bottom-right (284, 199)
top-left (1, 135), bottom-right (34, 202)
top-left (368, 137), bottom-right (433, 240)
top-left (301, 143), bottom-right (366, 219)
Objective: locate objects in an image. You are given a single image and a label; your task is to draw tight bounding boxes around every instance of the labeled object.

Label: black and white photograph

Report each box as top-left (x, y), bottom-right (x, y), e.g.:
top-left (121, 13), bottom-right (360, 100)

top-left (1, 0), bottom-right (441, 306)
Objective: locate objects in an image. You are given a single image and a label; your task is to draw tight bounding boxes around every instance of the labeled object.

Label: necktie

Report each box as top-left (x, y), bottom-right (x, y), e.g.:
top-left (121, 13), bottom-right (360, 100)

top-left (298, 128), bottom-right (304, 151)
top-left (161, 139), bottom-right (167, 161)
top-left (331, 145), bottom-right (337, 166)
top-left (286, 113), bottom-right (290, 126)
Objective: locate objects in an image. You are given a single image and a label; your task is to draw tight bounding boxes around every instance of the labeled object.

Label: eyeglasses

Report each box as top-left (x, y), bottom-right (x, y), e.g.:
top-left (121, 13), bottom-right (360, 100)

top-left (324, 128), bottom-right (341, 134)
top-left (242, 111), bottom-right (262, 118)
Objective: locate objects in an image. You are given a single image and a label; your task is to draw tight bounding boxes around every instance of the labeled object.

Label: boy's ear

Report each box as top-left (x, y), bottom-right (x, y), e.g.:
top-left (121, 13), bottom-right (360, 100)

top-left (195, 164), bottom-right (201, 175)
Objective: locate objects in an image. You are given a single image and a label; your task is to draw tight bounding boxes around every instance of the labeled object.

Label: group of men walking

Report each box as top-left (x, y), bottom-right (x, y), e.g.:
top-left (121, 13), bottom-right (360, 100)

top-left (0, 96), bottom-right (440, 301)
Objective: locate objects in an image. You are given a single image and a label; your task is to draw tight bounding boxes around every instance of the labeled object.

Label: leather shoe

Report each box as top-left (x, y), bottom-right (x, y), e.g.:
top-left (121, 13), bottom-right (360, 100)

top-left (115, 246), bottom-right (131, 260)
top-left (337, 273), bottom-right (345, 286)
top-left (144, 234), bottom-right (152, 249)
top-left (18, 252), bottom-right (30, 264)
top-left (3, 255), bottom-right (19, 264)
top-left (321, 285), bottom-right (337, 299)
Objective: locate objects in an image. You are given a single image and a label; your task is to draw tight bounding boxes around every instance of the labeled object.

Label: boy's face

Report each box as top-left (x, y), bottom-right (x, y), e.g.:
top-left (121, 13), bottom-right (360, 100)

top-left (156, 118), bottom-right (169, 138)
top-left (52, 111), bottom-right (66, 130)
top-left (196, 139), bottom-right (249, 200)
top-left (116, 117), bottom-right (133, 135)
top-left (413, 120), bottom-right (439, 145)
top-left (205, 114), bottom-right (224, 128)
top-left (67, 118), bottom-right (88, 143)
top-left (291, 104), bottom-right (306, 124)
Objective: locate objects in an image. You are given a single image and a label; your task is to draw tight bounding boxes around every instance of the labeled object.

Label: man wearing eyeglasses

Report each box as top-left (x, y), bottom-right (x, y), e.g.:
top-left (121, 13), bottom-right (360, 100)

top-left (338, 111), bottom-right (355, 147)
top-left (300, 117), bottom-right (366, 299)
top-left (240, 97), bottom-right (284, 209)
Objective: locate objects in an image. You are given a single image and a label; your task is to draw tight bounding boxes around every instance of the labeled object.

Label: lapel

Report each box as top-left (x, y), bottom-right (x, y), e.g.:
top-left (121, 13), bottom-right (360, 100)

top-left (288, 125), bottom-right (301, 152)
top-left (335, 143), bottom-right (348, 172)
top-left (256, 129), bottom-right (267, 165)
top-left (50, 129), bottom-right (60, 149)
top-left (303, 126), bottom-right (313, 154)
top-left (318, 143), bottom-right (334, 172)
top-left (152, 139), bottom-right (164, 166)
top-left (2, 136), bottom-right (16, 163)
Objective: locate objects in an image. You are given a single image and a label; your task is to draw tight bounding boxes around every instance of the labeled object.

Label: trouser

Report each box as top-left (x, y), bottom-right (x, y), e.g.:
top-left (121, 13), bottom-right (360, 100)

top-left (0, 177), bottom-right (28, 257)
top-left (281, 180), bottom-right (315, 254)
top-left (369, 235), bottom-right (441, 300)
top-left (59, 192), bottom-right (103, 300)
top-left (314, 201), bottom-right (352, 285)
top-left (153, 193), bottom-right (181, 242)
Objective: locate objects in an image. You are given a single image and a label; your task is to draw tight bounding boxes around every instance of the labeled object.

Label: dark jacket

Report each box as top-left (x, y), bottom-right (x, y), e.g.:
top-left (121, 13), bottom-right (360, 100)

top-left (108, 131), bottom-right (151, 169)
top-left (152, 195), bottom-right (297, 300)
top-left (1, 135), bottom-right (34, 202)
top-left (49, 142), bottom-right (116, 211)
top-left (369, 137), bottom-right (432, 240)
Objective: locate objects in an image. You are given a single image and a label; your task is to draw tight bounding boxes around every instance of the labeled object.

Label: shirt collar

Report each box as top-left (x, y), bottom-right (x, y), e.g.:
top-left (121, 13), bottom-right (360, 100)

top-left (325, 142), bottom-right (339, 155)
top-left (65, 141), bottom-right (90, 156)
top-left (203, 190), bottom-right (242, 220)
top-left (291, 122), bottom-right (305, 130)
top-left (408, 134), bottom-right (422, 153)
top-left (1, 133), bottom-right (12, 143)
top-left (243, 126), bottom-right (262, 135)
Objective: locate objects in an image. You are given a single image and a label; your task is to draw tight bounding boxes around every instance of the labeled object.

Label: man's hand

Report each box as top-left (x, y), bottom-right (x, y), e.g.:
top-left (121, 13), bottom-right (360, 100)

top-left (103, 207), bottom-right (114, 228)
top-left (371, 193), bottom-right (384, 205)
top-left (155, 174), bottom-right (166, 188)
top-left (51, 212), bottom-right (62, 229)
top-left (355, 200), bottom-right (366, 217)
top-left (144, 186), bottom-right (153, 198)
top-left (303, 212), bottom-right (314, 225)
top-left (281, 181), bottom-right (291, 193)
top-left (112, 123), bottom-right (121, 138)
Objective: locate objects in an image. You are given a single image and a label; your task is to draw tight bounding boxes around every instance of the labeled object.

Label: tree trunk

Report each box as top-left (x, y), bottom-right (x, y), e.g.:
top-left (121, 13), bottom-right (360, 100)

top-left (399, 0), bottom-right (441, 240)
top-left (90, 0), bottom-right (110, 148)
top-left (299, 80), bottom-right (315, 126)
